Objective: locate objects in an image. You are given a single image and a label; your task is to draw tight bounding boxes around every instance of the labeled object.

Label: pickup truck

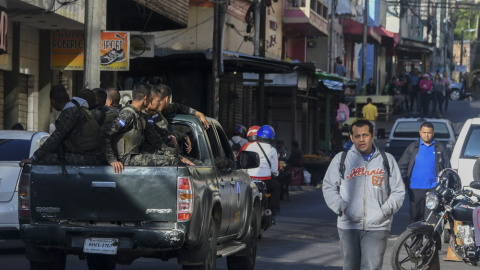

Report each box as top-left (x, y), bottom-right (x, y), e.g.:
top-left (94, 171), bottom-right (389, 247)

top-left (0, 131), bottom-right (49, 239)
top-left (19, 115), bottom-right (262, 270)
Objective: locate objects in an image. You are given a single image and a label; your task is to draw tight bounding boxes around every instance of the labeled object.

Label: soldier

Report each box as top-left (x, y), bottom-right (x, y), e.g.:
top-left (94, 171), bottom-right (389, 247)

top-left (100, 83), bottom-right (193, 174)
top-left (91, 88), bottom-right (118, 127)
top-left (19, 84), bottom-right (104, 166)
top-left (105, 87), bottom-right (122, 113)
top-left (77, 88), bottom-right (96, 109)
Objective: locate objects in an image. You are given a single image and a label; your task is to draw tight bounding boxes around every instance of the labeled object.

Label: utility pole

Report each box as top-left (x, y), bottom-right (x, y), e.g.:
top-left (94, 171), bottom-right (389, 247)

top-left (84, 0), bottom-right (101, 88)
top-left (254, 0), bottom-right (260, 56)
top-left (212, 0), bottom-right (227, 120)
top-left (257, 1), bottom-right (266, 124)
top-left (328, 0), bottom-right (336, 73)
top-left (362, 0), bottom-right (368, 93)
top-left (460, 28), bottom-right (464, 79)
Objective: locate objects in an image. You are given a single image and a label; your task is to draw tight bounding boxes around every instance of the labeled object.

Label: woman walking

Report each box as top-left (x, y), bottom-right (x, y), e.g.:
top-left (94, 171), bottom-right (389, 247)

top-left (443, 70), bottom-right (451, 112)
top-left (419, 74), bottom-right (432, 115)
top-left (432, 73), bottom-right (445, 114)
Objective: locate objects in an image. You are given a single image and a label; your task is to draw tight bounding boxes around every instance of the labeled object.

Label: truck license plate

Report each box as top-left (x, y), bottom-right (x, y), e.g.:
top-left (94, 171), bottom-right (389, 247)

top-left (83, 238), bottom-right (118, 255)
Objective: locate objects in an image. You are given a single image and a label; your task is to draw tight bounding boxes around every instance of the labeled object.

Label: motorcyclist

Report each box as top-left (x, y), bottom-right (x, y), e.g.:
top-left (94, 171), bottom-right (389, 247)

top-left (237, 125), bottom-right (260, 159)
top-left (229, 124), bottom-right (248, 156)
top-left (241, 125), bottom-right (281, 215)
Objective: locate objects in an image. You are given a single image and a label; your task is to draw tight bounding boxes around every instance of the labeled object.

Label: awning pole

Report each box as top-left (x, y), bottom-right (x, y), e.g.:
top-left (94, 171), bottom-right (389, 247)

top-left (328, 0), bottom-right (336, 73)
top-left (362, 0), bottom-right (368, 93)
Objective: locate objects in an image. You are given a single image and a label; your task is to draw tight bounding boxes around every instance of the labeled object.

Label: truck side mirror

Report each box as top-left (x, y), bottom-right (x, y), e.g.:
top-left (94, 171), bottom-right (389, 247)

top-left (470, 181), bottom-right (480, 190)
top-left (237, 151), bottom-right (260, 169)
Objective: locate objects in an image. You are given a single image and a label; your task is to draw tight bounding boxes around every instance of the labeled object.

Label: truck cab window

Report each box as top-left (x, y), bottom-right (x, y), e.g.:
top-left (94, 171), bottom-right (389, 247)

top-left (171, 123), bottom-right (202, 162)
top-left (215, 126), bottom-right (235, 162)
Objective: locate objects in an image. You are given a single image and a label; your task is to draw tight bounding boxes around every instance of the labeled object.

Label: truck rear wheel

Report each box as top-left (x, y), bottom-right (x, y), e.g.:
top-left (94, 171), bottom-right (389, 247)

top-left (86, 254), bottom-right (116, 270)
top-left (182, 217), bottom-right (217, 270)
top-left (226, 211), bottom-right (258, 270)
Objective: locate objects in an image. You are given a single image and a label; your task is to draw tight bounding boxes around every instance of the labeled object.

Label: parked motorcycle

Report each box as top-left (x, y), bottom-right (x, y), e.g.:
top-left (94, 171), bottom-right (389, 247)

top-left (449, 82), bottom-right (473, 101)
top-left (391, 168), bottom-right (480, 269)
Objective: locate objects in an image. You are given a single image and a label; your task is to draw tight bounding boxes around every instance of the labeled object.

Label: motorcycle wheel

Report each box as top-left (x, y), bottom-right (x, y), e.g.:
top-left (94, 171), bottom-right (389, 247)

top-left (450, 90), bottom-right (461, 101)
top-left (391, 229), bottom-right (439, 270)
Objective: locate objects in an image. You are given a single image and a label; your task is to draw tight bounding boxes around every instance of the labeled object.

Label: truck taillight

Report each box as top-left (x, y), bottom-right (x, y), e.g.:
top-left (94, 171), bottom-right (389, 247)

top-left (177, 177), bottom-right (193, 221)
top-left (18, 173), bottom-right (31, 218)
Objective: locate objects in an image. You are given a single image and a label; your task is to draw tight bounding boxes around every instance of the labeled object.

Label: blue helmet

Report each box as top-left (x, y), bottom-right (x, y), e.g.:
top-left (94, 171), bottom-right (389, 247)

top-left (257, 125), bottom-right (275, 143)
top-left (234, 125), bottom-right (247, 138)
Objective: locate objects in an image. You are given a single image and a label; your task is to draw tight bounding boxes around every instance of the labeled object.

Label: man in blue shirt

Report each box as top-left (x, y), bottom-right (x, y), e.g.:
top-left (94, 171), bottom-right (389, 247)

top-left (398, 122), bottom-right (451, 223)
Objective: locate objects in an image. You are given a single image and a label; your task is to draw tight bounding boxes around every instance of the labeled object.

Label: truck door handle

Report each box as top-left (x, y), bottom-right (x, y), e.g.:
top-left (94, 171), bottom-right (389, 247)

top-left (92, 182), bottom-right (116, 192)
top-left (230, 179), bottom-right (236, 186)
top-left (219, 179), bottom-right (225, 187)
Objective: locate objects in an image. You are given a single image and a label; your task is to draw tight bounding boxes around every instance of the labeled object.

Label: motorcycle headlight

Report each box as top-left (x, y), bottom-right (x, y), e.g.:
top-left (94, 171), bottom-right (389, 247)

top-left (426, 192), bottom-right (439, 210)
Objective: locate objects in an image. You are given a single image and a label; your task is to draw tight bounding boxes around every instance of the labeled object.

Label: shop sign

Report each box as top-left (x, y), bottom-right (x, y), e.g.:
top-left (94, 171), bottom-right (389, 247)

top-left (130, 35), bottom-right (154, 58)
top-left (51, 31), bottom-right (129, 71)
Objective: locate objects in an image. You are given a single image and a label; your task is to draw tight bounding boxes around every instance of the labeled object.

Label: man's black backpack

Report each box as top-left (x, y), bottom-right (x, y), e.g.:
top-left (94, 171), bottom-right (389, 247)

top-left (231, 141), bottom-right (242, 152)
top-left (339, 149), bottom-right (391, 181)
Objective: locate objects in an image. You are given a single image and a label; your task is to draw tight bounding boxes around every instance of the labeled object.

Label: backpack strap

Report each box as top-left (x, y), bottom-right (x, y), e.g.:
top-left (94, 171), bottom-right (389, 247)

top-left (256, 142), bottom-right (272, 169)
top-left (339, 150), bottom-right (349, 180)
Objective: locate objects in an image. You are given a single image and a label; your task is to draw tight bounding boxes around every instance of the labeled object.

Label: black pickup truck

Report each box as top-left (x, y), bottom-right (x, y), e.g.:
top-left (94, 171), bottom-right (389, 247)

top-left (19, 115), bottom-right (262, 270)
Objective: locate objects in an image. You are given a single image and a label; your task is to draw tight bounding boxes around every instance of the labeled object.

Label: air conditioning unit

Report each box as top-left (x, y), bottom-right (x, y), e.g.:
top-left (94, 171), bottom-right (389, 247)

top-left (119, 90), bottom-right (132, 106)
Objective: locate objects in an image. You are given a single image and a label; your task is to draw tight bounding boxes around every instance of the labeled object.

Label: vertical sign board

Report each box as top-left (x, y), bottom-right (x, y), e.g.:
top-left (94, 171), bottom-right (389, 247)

top-left (0, 11), bottom-right (8, 54)
top-left (51, 31), bottom-right (129, 71)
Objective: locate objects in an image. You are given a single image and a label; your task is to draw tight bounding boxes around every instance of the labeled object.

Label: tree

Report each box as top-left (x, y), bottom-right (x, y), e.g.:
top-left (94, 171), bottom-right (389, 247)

top-left (453, 9), bottom-right (480, 41)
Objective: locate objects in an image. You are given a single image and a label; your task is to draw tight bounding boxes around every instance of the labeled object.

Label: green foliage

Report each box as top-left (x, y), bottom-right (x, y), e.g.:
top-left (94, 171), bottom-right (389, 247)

top-left (453, 9), bottom-right (480, 41)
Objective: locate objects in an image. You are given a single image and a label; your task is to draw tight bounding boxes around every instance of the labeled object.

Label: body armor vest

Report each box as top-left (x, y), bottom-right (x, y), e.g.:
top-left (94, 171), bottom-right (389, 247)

top-left (116, 106), bottom-right (145, 157)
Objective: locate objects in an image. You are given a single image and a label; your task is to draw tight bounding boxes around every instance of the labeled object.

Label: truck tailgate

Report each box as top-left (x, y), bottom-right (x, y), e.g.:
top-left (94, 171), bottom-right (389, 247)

top-left (29, 165), bottom-right (179, 222)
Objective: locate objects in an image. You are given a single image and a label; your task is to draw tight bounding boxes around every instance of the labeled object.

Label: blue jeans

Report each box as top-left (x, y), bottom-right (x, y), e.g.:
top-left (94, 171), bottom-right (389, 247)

top-left (338, 228), bottom-right (389, 270)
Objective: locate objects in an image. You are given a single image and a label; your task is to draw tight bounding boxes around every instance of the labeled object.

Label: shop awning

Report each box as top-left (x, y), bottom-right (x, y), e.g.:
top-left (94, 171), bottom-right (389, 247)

top-left (343, 19), bottom-right (382, 44)
top-left (374, 26), bottom-right (399, 48)
top-left (316, 70), bottom-right (347, 91)
top-left (395, 38), bottom-right (434, 60)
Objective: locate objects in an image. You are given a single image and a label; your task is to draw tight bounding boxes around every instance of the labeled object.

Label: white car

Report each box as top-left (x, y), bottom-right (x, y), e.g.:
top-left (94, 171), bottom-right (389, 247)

top-left (450, 117), bottom-right (480, 189)
top-left (0, 131), bottom-right (49, 238)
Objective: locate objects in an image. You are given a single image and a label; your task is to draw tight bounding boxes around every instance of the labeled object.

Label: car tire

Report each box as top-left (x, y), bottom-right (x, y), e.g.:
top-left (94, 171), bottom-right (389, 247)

top-left (473, 156), bottom-right (480, 183)
top-left (450, 90), bottom-right (460, 101)
top-left (182, 217), bottom-right (217, 270)
top-left (226, 210), bottom-right (258, 270)
top-left (86, 254), bottom-right (116, 270)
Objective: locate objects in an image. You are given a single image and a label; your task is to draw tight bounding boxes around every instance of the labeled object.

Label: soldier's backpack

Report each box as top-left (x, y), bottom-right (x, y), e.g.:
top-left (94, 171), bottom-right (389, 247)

top-left (62, 99), bottom-right (101, 154)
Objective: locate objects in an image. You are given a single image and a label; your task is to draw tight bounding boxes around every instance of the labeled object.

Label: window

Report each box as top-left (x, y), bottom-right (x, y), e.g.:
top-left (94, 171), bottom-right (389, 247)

top-left (0, 139), bottom-right (31, 161)
top-left (392, 122), bottom-right (451, 139)
top-left (215, 126), bottom-right (235, 162)
top-left (171, 123), bottom-right (207, 165)
top-left (310, 0), bottom-right (315, 9)
top-left (322, 4), bottom-right (328, 19)
top-left (316, 1), bottom-right (322, 15)
top-left (461, 125), bottom-right (480, 158)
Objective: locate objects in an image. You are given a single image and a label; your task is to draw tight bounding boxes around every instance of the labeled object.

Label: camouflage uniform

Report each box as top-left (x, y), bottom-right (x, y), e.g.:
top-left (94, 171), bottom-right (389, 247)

top-left (33, 103), bottom-right (105, 165)
top-left (91, 105), bottom-right (119, 127)
top-left (100, 104), bottom-right (180, 166)
top-left (108, 104), bottom-right (123, 114)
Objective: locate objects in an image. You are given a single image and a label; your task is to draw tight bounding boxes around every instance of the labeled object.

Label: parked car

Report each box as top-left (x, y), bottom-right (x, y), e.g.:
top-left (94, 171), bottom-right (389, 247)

top-left (19, 115), bottom-right (263, 270)
top-left (385, 118), bottom-right (456, 161)
top-left (449, 81), bottom-right (472, 101)
top-left (0, 130), bottom-right (49, 238)
top-left (450, 117), bottom-right (480, 189)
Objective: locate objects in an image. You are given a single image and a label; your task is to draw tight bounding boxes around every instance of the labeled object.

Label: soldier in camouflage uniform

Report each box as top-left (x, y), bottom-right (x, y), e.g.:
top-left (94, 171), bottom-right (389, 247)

top-left (100, 83), bottom-right (193, 174)
top-left (90, 88), bottom-right (118, 127)
top-left (106, 88), bottom-right (122, 113)
top-left (19, 85), bottom-right (105, 166)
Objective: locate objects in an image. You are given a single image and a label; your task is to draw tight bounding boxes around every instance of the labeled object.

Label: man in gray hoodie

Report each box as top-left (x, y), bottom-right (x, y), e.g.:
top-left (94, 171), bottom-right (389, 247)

top-left (323, 120), bottom-right (405, 270)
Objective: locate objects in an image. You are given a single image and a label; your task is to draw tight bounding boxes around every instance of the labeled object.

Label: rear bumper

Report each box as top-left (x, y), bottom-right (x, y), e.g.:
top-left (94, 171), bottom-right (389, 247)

top-left (20, 224), bottom-right (185, 253)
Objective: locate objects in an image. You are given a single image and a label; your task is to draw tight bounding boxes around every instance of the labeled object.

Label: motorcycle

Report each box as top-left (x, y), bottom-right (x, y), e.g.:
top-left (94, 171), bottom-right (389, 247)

top-left (253, 180), bottom-right (274, 239)
top-left (391, 169), bottom-right (480, 269)
top-left (449, 82), bottom-right (473, 101)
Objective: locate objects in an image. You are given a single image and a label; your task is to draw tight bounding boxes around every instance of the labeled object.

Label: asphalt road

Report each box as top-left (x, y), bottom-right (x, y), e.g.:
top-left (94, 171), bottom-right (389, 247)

top-left (1, 98), bottom-right (479, 269)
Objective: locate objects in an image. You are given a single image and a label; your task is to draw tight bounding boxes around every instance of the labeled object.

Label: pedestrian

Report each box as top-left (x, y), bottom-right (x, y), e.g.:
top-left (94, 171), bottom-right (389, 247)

top-left (335, 57), bottom-right (346, 77)
top-left (398, 121), bottom-right (450, 223)
top-left (409, 69), bottom-right (420, 112)
top-left (19, 84), bottom-right (104, 166)
top-left (419, 74), bottom-right (432, 115)
top-left (229, 125), bottom-right (248, 156)
top-left (443, 70), bottom-right (451, 112)
top-left (323, 119), bottom-right (405, 270)
top-left (365, 78), bottom-right (376, 95)
top-left (392, 77), bottom-right (405, 113)
top-left (287, 140), bottom-right (303, 167)
top-left (431, 73), bottom-right (445, 115)
top-left (362, 97), bottom-right (378, 134)
top-left (242, 125), bottom-right (281, 216)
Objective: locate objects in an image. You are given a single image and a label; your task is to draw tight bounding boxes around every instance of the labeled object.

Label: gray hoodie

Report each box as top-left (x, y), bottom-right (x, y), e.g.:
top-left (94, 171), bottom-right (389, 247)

top-left (323, 144), bottom-right (405, 231)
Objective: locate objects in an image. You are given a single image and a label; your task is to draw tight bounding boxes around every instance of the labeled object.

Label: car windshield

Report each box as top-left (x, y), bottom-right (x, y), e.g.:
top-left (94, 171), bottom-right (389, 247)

top-left (392, 121), bottom-right (451, 139)
top-left (0, 139), bottom-right (31, 161)
top-left (461, 125), bottom-right (480, 158)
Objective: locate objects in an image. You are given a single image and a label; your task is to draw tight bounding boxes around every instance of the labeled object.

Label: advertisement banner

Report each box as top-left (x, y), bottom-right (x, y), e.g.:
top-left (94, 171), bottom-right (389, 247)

top-left (51, 31), bottom-right (129, 71)
top-left (130, 34), bottom-right (154, 58)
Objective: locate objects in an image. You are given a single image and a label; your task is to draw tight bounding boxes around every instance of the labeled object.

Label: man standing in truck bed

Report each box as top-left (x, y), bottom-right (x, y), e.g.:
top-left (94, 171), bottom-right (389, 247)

top-left (100, 83), bottom-right (192, 174)
top-left (19, 84), bottom-right (104, 166)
